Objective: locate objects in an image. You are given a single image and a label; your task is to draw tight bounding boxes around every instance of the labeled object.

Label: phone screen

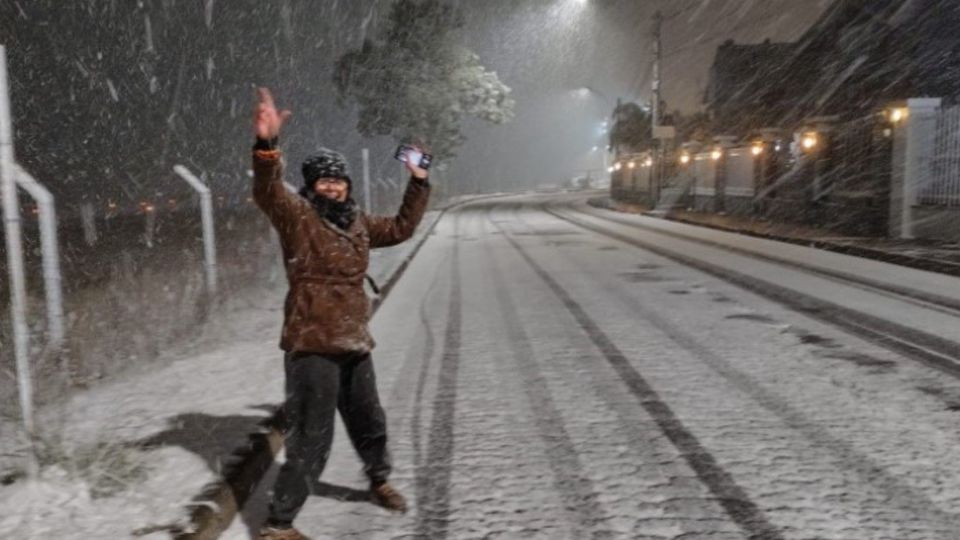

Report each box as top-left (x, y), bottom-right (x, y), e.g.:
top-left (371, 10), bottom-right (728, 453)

top-left (395, 145), bottom-right (431, 170)
top-left (406, 149), bottom-right (423, 167)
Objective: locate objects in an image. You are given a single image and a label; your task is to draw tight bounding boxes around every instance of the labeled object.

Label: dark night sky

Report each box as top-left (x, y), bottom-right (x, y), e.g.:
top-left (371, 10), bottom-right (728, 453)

top-left (1, 0), bottom-right (833, 206)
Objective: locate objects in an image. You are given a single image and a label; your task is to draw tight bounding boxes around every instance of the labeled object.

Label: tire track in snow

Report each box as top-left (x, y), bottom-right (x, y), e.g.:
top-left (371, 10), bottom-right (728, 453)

top-left (577, 201), bottom-right (960, 316)
top-left (414, 210), bottom-right (462, 540)
top-left (408, 263), bottom-right (438, 512)
top-left (547, 203), bottom-right (960, 378)
top-left (382, 243), bottom-right (445, 524)
top-left (480, 207), bottom-right (610, 538)
top-left (488, 212), bottom-right (786, 540)
top-left (540, 200), bottom-right (960, 533)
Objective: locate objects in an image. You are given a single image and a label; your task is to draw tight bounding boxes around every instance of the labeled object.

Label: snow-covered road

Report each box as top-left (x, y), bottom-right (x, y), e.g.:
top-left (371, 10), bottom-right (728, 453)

top-left (228, 193), bottom-right (960, 539)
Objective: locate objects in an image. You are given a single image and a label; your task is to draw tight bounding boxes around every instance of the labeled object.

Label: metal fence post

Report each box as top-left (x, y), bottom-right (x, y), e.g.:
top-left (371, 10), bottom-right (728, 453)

top-left (0, 45), bottom-right (38, 477)
top-left (80, 202), bottom-right (97, 245)
top-left (173, 165), bottom-right (218, 295)
top-left (144, 205), bottom-right (156, 248)
top-left (361, 148), bottom-right (371, 214)
top-left (14, 164), bottom-right (64, 351)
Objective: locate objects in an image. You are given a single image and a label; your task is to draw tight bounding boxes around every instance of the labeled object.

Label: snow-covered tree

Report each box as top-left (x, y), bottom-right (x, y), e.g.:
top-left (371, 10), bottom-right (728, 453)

top-left (334, 0), bottom-right (514, 161)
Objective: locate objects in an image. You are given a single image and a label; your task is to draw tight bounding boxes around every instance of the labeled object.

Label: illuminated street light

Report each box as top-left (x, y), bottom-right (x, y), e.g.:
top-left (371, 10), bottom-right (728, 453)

top-left (801, 132), bottom-right (818, 151)
top-left (751, 143), bottom-right (764, 156)
top-left (607, 166), bottom-right (615, 173)
top-left (888, 107), bottom-right (908, 124)
top-left (644, 157), bottom-right (653, 167)
top-left (711, 148), bottom-right (722, 161)
top-left (628, 161), bottom-right (636, 169)
top-left (679, 153), bottom-right (691, 165)
top-left (614, 162), bottom-right (622, 171)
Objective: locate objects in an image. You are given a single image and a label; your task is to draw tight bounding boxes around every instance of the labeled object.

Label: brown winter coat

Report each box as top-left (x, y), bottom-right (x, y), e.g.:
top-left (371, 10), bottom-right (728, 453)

top-left (252, 148), bottom-right (430, 355)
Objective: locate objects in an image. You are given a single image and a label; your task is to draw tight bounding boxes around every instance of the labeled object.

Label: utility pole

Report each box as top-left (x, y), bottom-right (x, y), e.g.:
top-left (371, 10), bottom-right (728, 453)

top-left (652, 10), bottom-right (663, 130)
top-left (612, 97), bottom-right (622, 160)
top-left (651, 10), bottom-right (664, 205)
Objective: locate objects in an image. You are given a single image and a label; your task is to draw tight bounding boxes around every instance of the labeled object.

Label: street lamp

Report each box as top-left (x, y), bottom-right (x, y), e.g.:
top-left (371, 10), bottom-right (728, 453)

top-left (576, 86), bottom-right (610, 103)
top-left (888, 107), bottom-right (908, 124)
top-left (577, 86), bottom-right (620, 183)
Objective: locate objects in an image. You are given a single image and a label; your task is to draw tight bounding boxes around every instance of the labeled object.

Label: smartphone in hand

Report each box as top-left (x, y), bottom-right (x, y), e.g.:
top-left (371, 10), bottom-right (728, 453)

top-left (395, 145), bottom-right (433, 170)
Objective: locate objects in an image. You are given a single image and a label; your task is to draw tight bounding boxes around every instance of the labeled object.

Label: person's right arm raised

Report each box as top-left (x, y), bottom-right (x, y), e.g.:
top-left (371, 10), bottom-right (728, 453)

top-left (251, 87), bottom-right (297, 228)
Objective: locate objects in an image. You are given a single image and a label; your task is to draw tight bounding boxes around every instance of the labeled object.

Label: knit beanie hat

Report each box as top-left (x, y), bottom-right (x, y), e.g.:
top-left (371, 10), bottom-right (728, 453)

top-left (302, 148), bottom-right (352, 194)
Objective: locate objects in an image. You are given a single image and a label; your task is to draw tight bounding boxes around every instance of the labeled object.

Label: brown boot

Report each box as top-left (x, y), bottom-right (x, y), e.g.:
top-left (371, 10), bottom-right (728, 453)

top-left (370, 481), bottom-right (407, 513)
top-left (257, 526), bottom-right (311, 540)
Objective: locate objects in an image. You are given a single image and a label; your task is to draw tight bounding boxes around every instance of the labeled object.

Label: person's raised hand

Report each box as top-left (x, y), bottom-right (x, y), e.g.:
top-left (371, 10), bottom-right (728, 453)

top-left (254, 87), bottom-right (292, 141)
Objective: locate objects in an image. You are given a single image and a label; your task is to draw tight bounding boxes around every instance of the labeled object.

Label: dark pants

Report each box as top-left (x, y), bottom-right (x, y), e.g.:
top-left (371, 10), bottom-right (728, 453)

top-left (267, 352), bottom-right (392, 527)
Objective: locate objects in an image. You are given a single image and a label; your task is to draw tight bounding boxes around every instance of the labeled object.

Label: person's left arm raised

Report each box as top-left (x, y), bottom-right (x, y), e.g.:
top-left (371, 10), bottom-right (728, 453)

top-left (366, 149), bottom-right (432, 248)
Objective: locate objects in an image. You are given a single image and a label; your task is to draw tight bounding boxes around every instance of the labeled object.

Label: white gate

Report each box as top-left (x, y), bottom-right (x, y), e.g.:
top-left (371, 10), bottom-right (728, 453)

top-left (923, 105), bottom-right (960, 207)
top-left (725, 148), bottom-right (756, 197)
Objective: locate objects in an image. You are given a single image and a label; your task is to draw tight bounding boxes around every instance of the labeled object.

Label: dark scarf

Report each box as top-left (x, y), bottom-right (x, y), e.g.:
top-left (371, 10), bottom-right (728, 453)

top-left (300, 188), bottom-right (358, 230)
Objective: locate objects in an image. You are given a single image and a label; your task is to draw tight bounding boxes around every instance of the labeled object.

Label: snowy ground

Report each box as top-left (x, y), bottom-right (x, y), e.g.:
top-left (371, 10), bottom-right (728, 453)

top-left (227, 194), bottom-right (960, 539)
top-left (0, 211), bottom-right (441, 540)
top-left (7, 191), bottom-right (960, 539)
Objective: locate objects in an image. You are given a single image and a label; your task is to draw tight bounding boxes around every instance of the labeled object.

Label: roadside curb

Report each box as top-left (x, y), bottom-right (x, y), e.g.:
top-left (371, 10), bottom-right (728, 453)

top-left (174, 193), bottom-right (508, 540)
top-left (588, 197), bottom-right (960, 279)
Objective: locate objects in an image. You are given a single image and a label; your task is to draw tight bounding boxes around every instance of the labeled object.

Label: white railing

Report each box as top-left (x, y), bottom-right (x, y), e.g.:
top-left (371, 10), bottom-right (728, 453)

top-left (923, 105), bottom-right (960, 207)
